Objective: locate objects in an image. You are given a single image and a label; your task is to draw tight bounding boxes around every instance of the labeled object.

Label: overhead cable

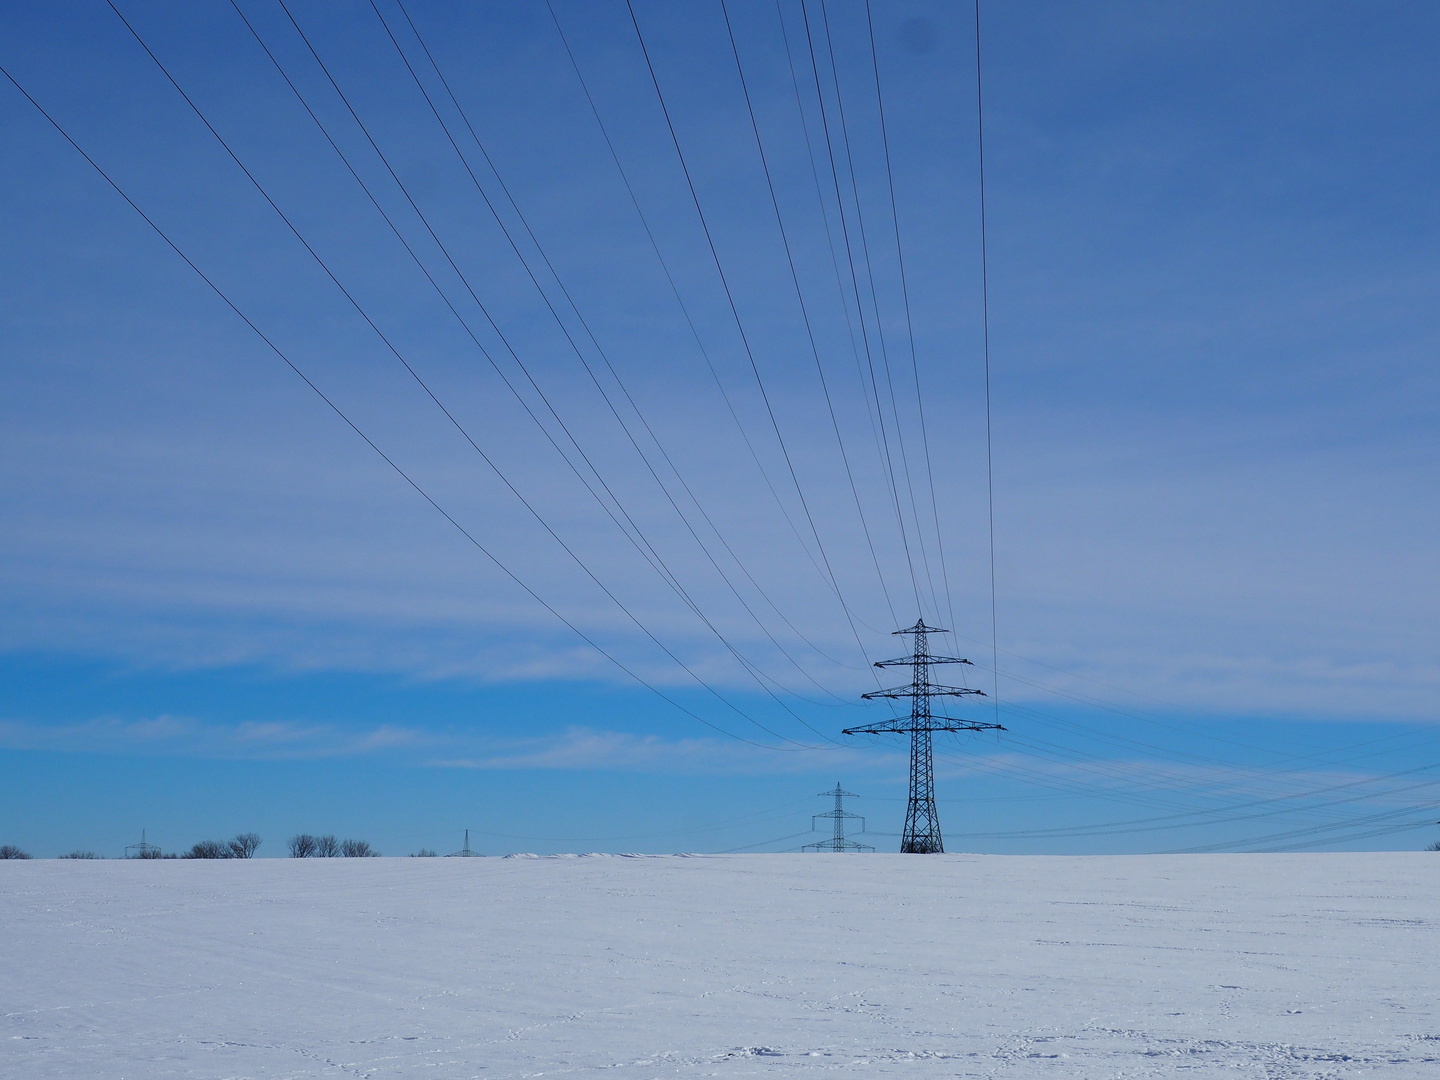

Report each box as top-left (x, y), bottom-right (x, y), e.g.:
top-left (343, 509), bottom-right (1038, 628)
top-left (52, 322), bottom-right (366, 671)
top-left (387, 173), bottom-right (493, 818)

top-left (0, 59), bottom-right (792, 752)
top-left (797, 0), bottom-right (925, 616)
top-left (973, 0), bottom-right (1001, 722)
top-left (862, 0), bottom-right (957, 634)
top-left (376, 0), bottom-right (855, 712)
top-left (815, 0), bottom-right (940, 620)
top-left (718, 0), bottom-right (903, 638)
top-left (547, 0), bottom-right (872, 669)
top-left (99, 1), bottom-right (814, 746)
top-left (623, 0), bottom-right (882, 673)
top-left (257, 0), bottom-right (841, 733)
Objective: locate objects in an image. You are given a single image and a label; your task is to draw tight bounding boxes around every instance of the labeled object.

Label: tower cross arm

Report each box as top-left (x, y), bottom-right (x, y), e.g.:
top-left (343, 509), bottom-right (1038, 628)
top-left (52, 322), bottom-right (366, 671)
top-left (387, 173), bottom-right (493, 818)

top-left (842, 717), bottom-right (1004, 736)
top-left (841, 717), bottom-right (910, 736)
top-left (928, 684), bottom-right (988, 698)
top-left (928, 716), bottom-right (1005, 733)
top-left (860, 684), bottom-right (986, 700)
top-left (873, 655), bottom-right (973, 668)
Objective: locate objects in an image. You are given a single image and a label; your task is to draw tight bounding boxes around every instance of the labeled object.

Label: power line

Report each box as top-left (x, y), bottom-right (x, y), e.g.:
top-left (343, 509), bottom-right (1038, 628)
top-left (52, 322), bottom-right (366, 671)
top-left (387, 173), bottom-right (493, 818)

top-left (227, 2), bottom-right (688, 613)
top-left (965, 660), bottom-right (1440, 786)
top-left (546, 0), bottom-right (871, 671)
top-left (717, 830), bottom-right (817, 853)
top-left (717, 0), bottom-right (901, 655)
top-left (815, 0), bottom-right (940, 621)
top-left (940, 625), bottom-right (1440, 781)
top-left (930, 716), bottom-right (1440, 851)
top-left (260, 0), bottom-right (729, 682)
top-left (990, 729), bottom-right (1284, 808)
top-left (107, 0), bottom-right (806, 745)
top-left (775, 0), bottom-right (900, 625)
top-left (973, 0), bottom-right (1001, 724)
top-left (1168, 804), bottom-right (1440, 854)
top-left (367, 0), bottom-right (819, 707)
top-left (862, 0), bottom-right (957, 636)
top-left (946, 763), bottom-right (1440, 842)
top-left (1254, 818), bottom-right (1439, 852)
top-left (991, 694), bottom-right (1337, 785)
top-left (796, 0), bottom-right (924, 617)
top-left (381, 0), bottom-right (858, 713)
top-left (0, 58), bottom-right (792, 751)
top-left (938, 738), bottom-right (1440, 851)
top-left (939, 756), bottom-right (1216, 818)
top-left (623, 0), bottom-right (881, 674)
top-left (262, 0), bottom-right (840, 734)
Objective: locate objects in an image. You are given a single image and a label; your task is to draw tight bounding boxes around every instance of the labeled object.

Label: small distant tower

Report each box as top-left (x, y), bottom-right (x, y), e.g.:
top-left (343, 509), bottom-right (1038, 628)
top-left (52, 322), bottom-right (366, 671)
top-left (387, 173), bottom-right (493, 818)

top-left (446, 829), bottom-right (483, 857)
top-left (803, 783), bottom-right (874, 852)
top-left (125, 829), bottom-right (161, 859)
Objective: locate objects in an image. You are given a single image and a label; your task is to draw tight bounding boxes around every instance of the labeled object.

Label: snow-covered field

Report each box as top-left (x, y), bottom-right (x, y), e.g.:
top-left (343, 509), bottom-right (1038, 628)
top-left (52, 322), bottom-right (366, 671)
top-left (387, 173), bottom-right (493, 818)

top-left (2, 854), bottom-right (1436, 1078)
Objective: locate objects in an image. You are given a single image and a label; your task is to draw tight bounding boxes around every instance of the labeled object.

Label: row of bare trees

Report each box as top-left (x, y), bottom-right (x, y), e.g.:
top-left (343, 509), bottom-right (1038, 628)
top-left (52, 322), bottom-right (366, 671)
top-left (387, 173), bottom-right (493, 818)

top-left (122, 832), bottom-right (263, 859)
top-left (181, 833), bottom-right (263, 859)
top-left (288, 834), bottom-right (377, 857)
top-left (2, 833), bottom-right (383, 858)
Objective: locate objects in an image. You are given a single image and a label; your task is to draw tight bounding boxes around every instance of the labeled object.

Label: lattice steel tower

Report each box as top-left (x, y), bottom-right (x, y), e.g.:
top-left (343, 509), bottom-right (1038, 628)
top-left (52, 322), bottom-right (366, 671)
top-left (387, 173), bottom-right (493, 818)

top-left (125, 829), bottom-right (161, 859)
top-left (803, 783), bottom-right (873, 852)
top-left (447, 830), bottom-right (483, 857)
top-left (843, 620), bottom-right (1004, 853)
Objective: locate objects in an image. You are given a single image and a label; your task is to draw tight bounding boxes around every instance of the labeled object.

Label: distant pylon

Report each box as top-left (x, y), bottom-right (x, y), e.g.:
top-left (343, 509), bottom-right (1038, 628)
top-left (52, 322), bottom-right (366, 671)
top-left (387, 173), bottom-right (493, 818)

top-left (124, 829), bottom-right (161, 859)
top-left (803, 783), bottom-right (873, 852)
top-left (446, 829), bottom-right (483, 857)
top-left (843, 620), bottom-right (1004, 853)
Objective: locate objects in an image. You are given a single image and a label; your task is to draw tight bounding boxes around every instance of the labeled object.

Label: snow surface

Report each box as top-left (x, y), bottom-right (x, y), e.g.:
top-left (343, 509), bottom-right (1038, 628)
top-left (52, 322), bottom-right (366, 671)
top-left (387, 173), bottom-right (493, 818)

top-left (2, 853), bottom-right (1436, 1078)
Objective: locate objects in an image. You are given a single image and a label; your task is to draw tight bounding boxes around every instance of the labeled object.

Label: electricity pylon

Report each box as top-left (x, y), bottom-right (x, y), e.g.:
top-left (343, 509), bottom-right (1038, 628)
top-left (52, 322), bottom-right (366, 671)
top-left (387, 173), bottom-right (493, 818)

top-left (843, 620), bottom-right (1004, 853)
top-left (447, 829), bottom-right (483, 857)
top-left (125, 829), bottom-right (161, 859)
top-left (803, 783), bottom-right (874, 852)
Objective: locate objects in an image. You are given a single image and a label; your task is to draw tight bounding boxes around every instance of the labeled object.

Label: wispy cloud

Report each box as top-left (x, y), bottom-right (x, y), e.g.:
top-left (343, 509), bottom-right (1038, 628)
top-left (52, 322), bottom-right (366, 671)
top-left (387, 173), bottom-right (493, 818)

top-left (0, 715), bottom-right (891, 775)
top-left (0, 715), bottom-right (438, 761)
top-left (430, 725), bottom-right (890, 776)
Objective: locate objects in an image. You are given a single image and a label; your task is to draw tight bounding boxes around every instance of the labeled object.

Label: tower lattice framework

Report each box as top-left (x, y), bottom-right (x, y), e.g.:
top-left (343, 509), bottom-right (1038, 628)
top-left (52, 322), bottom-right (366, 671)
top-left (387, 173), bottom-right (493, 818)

top-left (843, 620), bottom-right (1004, 853)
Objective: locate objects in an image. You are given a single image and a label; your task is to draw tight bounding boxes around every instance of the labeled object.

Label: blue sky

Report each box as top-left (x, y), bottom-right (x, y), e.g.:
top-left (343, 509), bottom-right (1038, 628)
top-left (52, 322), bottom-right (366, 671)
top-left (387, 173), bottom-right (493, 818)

top-left (2, 0), bottom-right (1438, 857)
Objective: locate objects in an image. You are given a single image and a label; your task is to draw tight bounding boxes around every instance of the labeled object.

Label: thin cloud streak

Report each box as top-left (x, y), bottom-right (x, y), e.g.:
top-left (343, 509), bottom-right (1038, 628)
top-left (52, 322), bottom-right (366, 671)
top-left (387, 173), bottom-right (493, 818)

top-left (0, 715), bottom-right (438, 761)
top-left (0, 714), bottom-right (882, 774)
top-left (431, 725), bottom-right (885, 775)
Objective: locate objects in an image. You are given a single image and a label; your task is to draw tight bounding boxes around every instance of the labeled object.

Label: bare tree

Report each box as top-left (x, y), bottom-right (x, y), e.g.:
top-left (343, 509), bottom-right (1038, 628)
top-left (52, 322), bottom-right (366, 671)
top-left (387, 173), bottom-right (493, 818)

top-left (185, 840), bottom-right (234, 859)
top-left (1427, 840), bottom-right (1440, 852)
top-left (314, 834), bottom-right (341, 858)
top-left (60, 851), bottom-right (100, 859)
top-left (229, 833), bottom-right (261, 859)
top-left (0, 845), bottom-right (32, 860)
top-left (411, 849), bottom-right (438, 857)
top-left (288, 834), bottom-right (319, 858)
top-left (341, 839), bottom-right (377, 857)
top-left (133, 846), bottom-right (168, 859)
